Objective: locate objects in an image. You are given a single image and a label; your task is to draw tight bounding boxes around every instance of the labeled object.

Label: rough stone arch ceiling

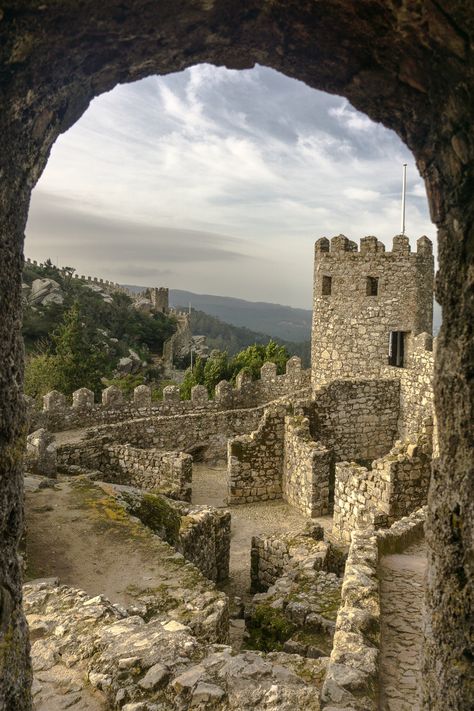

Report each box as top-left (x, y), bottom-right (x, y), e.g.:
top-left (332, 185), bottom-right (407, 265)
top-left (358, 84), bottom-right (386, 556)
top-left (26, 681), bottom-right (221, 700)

top-left (0, 1), bottom-right (470, 191)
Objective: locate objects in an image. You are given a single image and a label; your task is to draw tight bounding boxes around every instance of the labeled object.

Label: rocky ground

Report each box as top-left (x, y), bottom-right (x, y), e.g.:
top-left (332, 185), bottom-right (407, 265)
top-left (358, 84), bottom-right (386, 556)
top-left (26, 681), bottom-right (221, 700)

top-left (26, 578), bottom-right (326, 711)
top-left (24, 473), bottom-right (327, 710)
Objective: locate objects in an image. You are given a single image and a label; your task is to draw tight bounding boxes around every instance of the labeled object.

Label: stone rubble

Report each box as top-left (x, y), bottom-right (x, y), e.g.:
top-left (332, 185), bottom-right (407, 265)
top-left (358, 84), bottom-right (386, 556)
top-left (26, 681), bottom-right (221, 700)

top-left (25, 579), bottom-right (326, 711)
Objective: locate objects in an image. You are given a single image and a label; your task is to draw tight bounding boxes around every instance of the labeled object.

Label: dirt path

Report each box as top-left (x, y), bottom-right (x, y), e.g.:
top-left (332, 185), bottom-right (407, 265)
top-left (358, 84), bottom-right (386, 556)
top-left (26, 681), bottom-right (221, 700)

top-left (192, 463), bottom-right (332, 602)
top-left (378, 540), bottom-right (427, 711)
top-left (24, 476), bottom-right (213, 610)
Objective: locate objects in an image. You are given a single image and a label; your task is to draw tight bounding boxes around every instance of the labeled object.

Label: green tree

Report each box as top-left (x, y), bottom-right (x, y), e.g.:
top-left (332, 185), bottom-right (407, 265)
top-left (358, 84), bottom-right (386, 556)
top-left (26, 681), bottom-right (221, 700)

top-left (264, 340), bottom-right (289, 374)
top-left (180, 357), bottom-right (206, 399)
top-left (229, 340), bottom-right (290, 381)
top-left (203, 350), bottom-right (230, 396)
top-left (51, 301), bottom-right (110, 396)
top-left (24, 353), bottom-right (64, 401)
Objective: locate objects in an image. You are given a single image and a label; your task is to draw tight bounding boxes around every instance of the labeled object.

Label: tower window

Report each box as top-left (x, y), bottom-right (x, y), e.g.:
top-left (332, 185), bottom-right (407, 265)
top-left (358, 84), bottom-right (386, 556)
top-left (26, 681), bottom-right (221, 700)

top-left (388, 331), bottom-right (406, 367)
top-left (322, 275), bottom-right (332, 295)
top-left (366, 276), bottom-right (379, 296)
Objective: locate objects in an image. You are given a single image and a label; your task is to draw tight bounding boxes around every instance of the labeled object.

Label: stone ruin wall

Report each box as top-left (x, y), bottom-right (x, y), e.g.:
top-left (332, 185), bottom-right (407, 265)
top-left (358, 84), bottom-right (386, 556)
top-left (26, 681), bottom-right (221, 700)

top-left (227, 405), bottom-right (286, 504)
top-left (332, 424), bottom-right (433, 543)
top-left (282, 414), bottom-right (332, 517)
top-left (27, 357), bottom-right (311, 433)
top-left (57, 437), bottom-right (193, 502)
top-left (227, 377), bottom-right (400, 515)
top-left (311, 235), bottom-right (434, 388)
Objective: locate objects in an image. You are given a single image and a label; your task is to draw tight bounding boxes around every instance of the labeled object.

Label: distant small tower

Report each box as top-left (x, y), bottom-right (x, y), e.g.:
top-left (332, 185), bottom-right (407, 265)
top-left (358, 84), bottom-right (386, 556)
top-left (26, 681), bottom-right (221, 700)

top-left (149, 287), bottom-right (169, 314)
top-left (311, 234), bottom-right (434, 387)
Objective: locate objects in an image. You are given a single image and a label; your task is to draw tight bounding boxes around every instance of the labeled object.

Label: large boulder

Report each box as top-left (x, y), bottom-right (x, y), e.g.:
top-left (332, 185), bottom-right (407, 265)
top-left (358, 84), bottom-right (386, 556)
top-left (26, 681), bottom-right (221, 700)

top-left (26, 428), bottom-right (57, 477)
top-left (115, 349), bottom-right (145, 376)
top-left (29, 278), bottom-right (64, 305)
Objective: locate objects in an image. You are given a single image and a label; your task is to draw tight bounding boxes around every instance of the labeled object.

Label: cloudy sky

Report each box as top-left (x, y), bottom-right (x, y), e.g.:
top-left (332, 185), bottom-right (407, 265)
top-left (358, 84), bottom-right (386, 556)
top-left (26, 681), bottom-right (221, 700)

top-left (25, 64), bottom-right (435, 309)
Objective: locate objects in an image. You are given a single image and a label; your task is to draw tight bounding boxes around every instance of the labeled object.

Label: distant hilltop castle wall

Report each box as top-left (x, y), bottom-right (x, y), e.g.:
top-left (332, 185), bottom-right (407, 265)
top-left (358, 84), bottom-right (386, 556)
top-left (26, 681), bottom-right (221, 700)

top-left (311, 234), bottom-right (434, 388)
top-left (24, 257), bottom-right (171, 314)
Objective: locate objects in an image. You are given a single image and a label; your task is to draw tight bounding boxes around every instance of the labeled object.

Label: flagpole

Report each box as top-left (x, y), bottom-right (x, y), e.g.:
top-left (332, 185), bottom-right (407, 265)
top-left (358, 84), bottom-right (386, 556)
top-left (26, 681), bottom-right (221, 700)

top-left (401, 163), bottom-right (407, 235)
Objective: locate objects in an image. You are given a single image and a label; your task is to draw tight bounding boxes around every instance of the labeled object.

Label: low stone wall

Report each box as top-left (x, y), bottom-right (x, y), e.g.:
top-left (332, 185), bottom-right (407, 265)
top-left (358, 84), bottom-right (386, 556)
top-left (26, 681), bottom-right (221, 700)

top-left (27, 357), bottom-right (311, 433)
top-left (320, 509), bottom-right (426, 710)
top-left (332, 427), bottom-right (432, 543)
top-left (250, 524), bottom-right (342, 593)
top-left (86, 406), bottom-right (265, 463)
top-left (283, 414), bottom-right (332, 517)
top-left (377, 506), bottom-right (426, 555)
top-left (247, 527), bottom-right (342, 657)
top-left (227, 404), bottom-right (286, 504)
top-left (309, 378), bottom-right (400, 462)
top-left (320, 529), bottom-right (380, 710)
top-left (57, 436), bottom-right (192, 501)
top-left (106, 444), bottom-right (193, 501)
top-left (102, 483), bottom-right (231, 583)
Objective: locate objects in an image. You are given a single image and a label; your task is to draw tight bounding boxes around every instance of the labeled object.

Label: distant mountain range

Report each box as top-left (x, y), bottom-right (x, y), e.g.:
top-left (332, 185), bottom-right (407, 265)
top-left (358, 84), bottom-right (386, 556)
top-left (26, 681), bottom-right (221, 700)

top-left (169, 290), bottom-right (313, 342)
top-left (124, 286), bottom-right (442, 341)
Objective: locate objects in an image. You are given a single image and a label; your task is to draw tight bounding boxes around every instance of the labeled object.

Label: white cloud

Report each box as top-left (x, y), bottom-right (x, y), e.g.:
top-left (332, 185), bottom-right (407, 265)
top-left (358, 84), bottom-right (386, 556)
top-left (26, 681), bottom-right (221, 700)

top-left (343, 187), bottom-right (381, 201)
top-left (329, 101), bottom-right (374, 132)
top-left (26, 65), bottom-right (434, 308)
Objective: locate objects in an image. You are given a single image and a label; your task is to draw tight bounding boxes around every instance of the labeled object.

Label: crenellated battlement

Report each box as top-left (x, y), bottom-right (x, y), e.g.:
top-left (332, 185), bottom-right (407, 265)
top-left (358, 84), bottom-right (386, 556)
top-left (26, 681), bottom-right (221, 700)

top-left (26, 357), bottom-right (311, 434)
top-left (314, 233), bottom-right (433, 257)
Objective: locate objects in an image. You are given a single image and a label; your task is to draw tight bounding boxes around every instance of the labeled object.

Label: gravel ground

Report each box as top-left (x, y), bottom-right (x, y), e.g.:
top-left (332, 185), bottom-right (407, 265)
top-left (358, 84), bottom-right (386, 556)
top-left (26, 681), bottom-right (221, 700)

top-left (192, 463), bottom-right (332, 602)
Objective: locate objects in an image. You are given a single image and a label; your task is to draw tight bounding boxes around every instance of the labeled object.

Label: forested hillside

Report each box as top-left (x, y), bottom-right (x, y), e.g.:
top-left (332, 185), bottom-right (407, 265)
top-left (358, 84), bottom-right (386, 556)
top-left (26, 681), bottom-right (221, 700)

top-left (169, 289), bottom-right (312, 342)
top-left (187, 307), bottom-right (310, 365)
top-left (22, 260), bottom-right (176, 399)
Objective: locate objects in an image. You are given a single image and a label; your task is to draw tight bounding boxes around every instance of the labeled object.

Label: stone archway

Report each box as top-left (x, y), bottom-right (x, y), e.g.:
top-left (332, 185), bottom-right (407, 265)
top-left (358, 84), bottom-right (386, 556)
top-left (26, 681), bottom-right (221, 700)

top-left (0, 2), bottom-right (472, 709)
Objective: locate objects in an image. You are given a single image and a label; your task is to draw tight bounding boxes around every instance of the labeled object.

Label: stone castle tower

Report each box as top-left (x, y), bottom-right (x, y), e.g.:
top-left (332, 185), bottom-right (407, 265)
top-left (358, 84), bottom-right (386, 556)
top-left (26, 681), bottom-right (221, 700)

top-left (148, 287), bottom-right (169, 314)
top-left (311, 234), bottom-right (434, 387)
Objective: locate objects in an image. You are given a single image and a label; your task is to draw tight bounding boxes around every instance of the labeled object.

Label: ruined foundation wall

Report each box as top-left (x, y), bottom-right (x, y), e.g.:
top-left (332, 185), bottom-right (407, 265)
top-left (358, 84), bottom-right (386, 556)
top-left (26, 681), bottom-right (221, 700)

top-left (110, 485), bottom-right (231, 583)
top-left (57, 437), bottom-right (192, 501)
top-left (250, 527), bottom-right (340, 593)
top-left (332, 430), bottom-right (432, 543)
top-left (310, 378), bottom-right (400, 461)
top-left (227, 405), bottom-right (286, 504)
top-left (283, 415), bottom-right (332, 517)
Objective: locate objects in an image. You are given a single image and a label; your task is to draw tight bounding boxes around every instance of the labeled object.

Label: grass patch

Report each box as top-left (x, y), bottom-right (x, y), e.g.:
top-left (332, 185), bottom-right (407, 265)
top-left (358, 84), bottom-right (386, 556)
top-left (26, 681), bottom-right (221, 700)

top-left (245, 604), bottom-right (296, 652)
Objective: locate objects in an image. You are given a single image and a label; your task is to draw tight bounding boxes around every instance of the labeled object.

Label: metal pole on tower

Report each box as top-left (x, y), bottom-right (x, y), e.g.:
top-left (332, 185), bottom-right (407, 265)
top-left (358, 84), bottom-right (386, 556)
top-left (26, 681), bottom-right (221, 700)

top-left (401, 163), bottom-right (407, 235)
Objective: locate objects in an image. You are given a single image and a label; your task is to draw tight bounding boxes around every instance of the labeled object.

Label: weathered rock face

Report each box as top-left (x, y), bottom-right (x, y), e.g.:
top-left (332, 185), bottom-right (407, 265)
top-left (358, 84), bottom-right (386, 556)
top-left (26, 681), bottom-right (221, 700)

top-left (28, 278), bottom-right (64, 306)
top-left (24, 578), bottom-right (327, 711)
top-left (0, 3), bottom-right (473, 709)
top-left (25, 428), bottom-right (57, 477)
